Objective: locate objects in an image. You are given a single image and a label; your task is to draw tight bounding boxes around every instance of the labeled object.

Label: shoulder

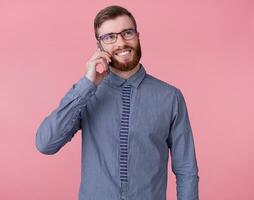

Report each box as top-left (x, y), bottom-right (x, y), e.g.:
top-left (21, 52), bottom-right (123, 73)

top-left (142, 73), bottom-right (180, 97)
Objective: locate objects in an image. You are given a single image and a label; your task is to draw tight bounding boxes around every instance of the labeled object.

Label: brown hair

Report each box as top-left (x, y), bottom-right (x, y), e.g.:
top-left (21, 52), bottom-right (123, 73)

top-left (94, 5), bottom-right (137, 39)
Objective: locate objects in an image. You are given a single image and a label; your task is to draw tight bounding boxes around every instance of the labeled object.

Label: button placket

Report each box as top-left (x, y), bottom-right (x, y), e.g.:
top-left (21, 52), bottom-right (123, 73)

top-left (119, 84), bottom-right (132, 199)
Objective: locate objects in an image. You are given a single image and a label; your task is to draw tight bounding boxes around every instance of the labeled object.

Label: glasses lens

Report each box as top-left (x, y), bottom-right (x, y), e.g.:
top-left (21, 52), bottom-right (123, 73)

top-left (99, 29), bottom-right (137, 44)
top-left (122, 29), bottom-right (136, 40)
top-left (102, 34), bottom-right (116, 44)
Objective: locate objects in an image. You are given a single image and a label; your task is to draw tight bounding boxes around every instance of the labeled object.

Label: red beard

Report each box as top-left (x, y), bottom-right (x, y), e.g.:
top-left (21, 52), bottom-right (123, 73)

top-left (110, 40), bottom-right (142, 71)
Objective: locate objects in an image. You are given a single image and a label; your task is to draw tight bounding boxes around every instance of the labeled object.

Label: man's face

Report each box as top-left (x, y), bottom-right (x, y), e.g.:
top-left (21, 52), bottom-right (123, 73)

top-left (97, 15), bottom-right (142, 71)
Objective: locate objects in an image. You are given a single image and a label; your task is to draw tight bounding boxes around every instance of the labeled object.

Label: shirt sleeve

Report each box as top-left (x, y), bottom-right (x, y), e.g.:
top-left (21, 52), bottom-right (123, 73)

top-left (167, 88), bottom-right (200, 200)
top-left (35, 76), bottom-right (97, 155)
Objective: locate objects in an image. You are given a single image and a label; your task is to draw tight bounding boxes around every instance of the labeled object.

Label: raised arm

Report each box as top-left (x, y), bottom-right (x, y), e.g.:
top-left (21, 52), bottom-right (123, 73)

top-left (35, 76), bottom-right (97, 155)
top-left (35, 47), bottom-right (113, 155)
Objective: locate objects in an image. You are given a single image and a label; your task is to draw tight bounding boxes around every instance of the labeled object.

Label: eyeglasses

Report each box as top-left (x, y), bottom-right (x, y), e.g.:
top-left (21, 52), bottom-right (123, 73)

top-left (97, 28), bottom-right (138, 44)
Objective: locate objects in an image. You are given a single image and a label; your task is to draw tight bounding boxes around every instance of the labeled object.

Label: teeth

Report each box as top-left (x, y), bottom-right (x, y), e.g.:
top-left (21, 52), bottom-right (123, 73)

top-left (116, 50), bottom-right (131, 56)
top-left (118, 51), bottom-right (129, 56)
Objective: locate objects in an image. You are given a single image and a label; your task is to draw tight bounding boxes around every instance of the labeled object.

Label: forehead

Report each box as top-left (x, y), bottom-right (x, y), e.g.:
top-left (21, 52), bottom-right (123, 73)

top-left (97, 15), bottom-right (135, 36)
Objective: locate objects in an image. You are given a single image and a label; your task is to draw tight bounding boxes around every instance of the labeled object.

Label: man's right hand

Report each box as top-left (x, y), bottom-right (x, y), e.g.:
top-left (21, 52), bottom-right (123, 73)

top-left (85, 48), bottom-right (112, 86)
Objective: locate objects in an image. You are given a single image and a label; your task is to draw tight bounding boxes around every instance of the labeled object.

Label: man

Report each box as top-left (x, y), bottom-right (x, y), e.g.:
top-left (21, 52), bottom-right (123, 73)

top-left (36, 5), bottom-right (199, 200)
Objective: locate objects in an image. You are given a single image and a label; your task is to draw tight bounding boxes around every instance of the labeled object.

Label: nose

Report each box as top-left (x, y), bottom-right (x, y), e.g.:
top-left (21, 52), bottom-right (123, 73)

top-left (115, 34), bottom-right (126, 47)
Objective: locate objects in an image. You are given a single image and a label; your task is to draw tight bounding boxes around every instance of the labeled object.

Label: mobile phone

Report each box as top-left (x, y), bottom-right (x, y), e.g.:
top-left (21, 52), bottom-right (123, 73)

top-left (97, 41), bottom-right (104, 51)
top-left (97, 42), bottom-right (112, 66)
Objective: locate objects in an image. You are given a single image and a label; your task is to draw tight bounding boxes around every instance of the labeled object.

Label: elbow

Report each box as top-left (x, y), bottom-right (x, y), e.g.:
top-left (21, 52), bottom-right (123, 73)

top-left (35, 131), bottom-right (59, 155)
top-left (35, 141), bottom-right (58, 155)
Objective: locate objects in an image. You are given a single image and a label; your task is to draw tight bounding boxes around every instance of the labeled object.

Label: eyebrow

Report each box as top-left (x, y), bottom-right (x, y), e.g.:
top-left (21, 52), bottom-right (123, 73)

top-left (102, 28), bottom-right (135, 36)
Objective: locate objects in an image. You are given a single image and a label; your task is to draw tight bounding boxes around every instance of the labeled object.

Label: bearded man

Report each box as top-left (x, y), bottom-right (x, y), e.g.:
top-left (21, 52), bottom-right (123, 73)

top-left (36, 5), bottom-right (199, 200)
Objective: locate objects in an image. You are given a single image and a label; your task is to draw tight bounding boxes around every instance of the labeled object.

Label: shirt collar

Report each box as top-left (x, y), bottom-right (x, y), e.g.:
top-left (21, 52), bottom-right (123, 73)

top-left (104, 63), bottom-right (146, 88)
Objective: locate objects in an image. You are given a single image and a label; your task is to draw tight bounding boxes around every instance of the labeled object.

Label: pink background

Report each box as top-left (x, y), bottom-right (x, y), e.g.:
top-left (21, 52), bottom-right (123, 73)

top-left (1, 0), bottom-right (253, 199)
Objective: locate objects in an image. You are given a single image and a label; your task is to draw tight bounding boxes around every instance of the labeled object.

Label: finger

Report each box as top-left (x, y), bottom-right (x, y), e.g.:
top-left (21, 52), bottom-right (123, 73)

top-left (101, 54), bottom-right (112, 64)
top-left (93, 58), bottom-right (108, 71)
top-left (97, 51), bottom-right (112, 63)
top-left (94, 47), bottom-right (112, 59)
top-left (90, 50), bottom-right (101, 60)
top-left (100, 50), bottom-right (112, 58)
top-left (90, 51), bottom-right (112, 64)
top-left (93, 54), bottom-right (111, 68)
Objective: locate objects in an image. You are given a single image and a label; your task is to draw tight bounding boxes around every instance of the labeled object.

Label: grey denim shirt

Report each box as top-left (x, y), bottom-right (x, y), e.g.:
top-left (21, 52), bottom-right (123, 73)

top-left (35, 63), bottom-right (199, 200)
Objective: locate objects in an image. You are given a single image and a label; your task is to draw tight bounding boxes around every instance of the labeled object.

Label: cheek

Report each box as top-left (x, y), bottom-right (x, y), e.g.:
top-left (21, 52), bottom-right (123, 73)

top-left (130, 41), bottom-right (140, 51)
top-left (108, 48), bottom-right (116, 56)
top-left (100, 44), bottom-right (114, 55)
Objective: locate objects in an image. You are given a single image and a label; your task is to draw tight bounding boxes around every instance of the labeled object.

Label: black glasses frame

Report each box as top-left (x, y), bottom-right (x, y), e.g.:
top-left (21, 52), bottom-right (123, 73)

top-left (97, 28), bottom-right (137, 44)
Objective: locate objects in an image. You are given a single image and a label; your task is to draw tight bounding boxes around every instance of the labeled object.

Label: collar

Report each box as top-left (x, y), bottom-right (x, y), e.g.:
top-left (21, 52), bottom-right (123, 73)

top-left (103, 63), bottom-right (146, 88)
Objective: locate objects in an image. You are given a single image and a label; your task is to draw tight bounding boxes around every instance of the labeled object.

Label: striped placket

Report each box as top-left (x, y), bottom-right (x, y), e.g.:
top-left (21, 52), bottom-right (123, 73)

top-left (119, 84), bottom-right (132, 199)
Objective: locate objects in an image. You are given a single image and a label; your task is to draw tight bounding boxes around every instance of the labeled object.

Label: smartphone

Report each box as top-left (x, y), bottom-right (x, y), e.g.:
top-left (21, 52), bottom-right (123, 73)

top-left (97, 42), bottom-right (112, 66)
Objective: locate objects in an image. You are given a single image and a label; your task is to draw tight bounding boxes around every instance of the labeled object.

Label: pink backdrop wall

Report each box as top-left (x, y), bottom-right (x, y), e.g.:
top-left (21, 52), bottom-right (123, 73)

top-left (1, 0), bottom-right (253, 199)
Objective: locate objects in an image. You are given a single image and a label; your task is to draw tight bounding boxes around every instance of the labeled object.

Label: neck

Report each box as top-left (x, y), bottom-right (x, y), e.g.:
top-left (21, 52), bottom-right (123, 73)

top-left (109, 63), bottom-right (140, 80)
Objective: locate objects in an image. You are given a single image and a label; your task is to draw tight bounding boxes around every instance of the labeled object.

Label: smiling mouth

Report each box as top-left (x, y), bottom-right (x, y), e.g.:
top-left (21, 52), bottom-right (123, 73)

top-left (115, 49), bottom-right (132, 57)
